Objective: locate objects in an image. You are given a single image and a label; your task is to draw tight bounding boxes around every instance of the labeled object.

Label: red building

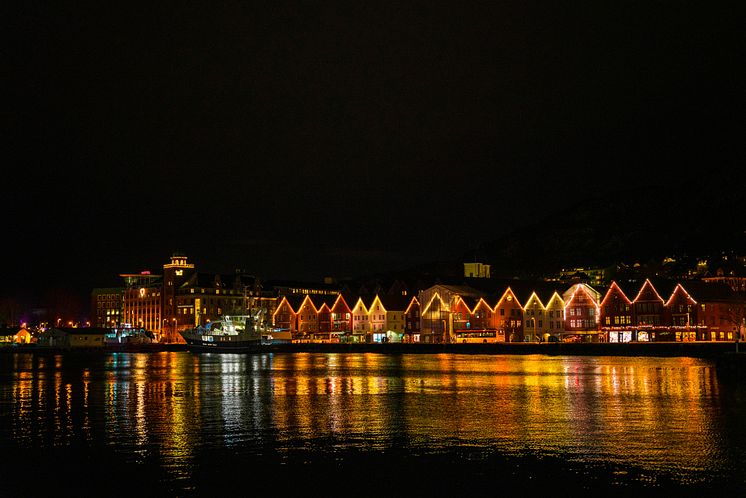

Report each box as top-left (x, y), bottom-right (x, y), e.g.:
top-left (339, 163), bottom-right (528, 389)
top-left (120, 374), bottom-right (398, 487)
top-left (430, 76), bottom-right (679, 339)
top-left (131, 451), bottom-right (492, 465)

top-left (329, 294), bottom-right (353, 341)
top-left (631, 279), bottom-right (673, 341)
top-left (493, 287), bottom-right (523, 342)
top-left (664, 283), bottom-right (699, 341)
top-left (679, 281), bottom-right (745, 341)
top-left (272, 295), bottom-right (304, 337)
top-left (600, 281), bottom-right (634, 342)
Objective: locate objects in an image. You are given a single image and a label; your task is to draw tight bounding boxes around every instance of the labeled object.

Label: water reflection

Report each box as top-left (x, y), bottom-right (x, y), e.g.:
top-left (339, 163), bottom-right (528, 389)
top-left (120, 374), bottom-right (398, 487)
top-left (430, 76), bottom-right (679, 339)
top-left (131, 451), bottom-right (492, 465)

top-left (0, 352), bottom-right (743, 493)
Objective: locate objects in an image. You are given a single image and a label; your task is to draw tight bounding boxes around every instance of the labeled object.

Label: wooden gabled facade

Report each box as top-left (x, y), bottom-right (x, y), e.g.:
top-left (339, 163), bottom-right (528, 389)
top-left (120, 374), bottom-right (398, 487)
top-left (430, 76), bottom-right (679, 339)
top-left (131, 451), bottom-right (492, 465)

top-left (522, 292), bottom-right (546, 342)
top-left (350, 296), bottom-right (371, 343)
top-left (631, 279), bottom-right (669, 341)
top-left (296, 295), bottom-right (319, 340)
top-left (403, 296), bottom-right (420, 342)
top-left (329, 294), bottom-right (353, 341)
top-left (562, 283), bottom-right (601, 341)
top-left (378, 294), bottom-right (411, 343)
top-left (470, 298), bottom-right (494, 332)
top-left (664, 283), bottom-right (699, 341)
top-left (493, 288), bottom-right (523, 342)
top-left (678, 281), bottom-right (745, 342)
top-left (545, 291), bottom-right (565, 339)
top-left (600, 281), bottom-right (634, 342)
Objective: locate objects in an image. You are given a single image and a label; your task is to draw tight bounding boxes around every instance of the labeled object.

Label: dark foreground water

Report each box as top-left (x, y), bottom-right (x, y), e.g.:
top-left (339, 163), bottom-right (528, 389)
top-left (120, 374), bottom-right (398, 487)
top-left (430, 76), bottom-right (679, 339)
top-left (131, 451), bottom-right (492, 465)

top-left (0, 352), bottom-right (744, 497)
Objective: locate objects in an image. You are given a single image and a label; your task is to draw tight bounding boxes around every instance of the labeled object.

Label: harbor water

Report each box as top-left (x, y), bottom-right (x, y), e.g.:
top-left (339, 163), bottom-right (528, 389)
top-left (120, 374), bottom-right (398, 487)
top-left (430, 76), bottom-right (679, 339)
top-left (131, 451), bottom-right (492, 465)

top-left (1, 352), bottom-right (744, 496)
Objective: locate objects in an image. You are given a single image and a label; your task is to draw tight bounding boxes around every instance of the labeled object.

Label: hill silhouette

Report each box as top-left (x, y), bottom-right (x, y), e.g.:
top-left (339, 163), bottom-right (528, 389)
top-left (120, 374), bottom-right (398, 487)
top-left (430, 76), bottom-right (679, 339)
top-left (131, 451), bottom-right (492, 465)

top-left (479, 178), bottom-right (744, 277)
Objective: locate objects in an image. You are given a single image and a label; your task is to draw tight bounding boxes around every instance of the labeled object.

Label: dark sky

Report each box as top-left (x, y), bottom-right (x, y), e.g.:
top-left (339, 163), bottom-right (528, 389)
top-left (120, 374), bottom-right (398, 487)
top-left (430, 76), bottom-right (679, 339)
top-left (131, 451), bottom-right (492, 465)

top-left (6, 2), bottom-right (743, 306)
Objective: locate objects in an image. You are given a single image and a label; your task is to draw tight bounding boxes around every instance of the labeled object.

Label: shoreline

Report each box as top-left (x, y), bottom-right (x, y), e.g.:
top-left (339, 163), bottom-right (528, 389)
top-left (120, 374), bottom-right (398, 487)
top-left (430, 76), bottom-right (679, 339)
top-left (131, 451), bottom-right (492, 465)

top-left (2, 341), bottom-right (743, 358)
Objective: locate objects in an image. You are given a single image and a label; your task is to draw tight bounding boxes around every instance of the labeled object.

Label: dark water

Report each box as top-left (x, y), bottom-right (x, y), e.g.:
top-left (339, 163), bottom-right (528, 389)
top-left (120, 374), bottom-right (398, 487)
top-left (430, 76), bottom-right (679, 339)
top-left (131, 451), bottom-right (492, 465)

top-left (1, 352), bottom-right (744, 497)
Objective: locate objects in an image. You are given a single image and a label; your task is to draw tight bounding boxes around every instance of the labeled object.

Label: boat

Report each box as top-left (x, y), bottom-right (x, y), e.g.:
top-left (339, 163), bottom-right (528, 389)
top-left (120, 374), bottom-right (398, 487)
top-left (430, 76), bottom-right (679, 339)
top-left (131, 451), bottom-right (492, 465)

top-left (179, 308), bottom-right (273, 352)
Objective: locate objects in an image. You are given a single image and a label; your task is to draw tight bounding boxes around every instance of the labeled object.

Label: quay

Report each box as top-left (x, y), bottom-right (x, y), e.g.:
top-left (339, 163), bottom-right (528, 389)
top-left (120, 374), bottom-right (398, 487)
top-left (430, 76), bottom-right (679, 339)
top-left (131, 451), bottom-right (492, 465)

top-left (2, 341), bottom-right (743, 358)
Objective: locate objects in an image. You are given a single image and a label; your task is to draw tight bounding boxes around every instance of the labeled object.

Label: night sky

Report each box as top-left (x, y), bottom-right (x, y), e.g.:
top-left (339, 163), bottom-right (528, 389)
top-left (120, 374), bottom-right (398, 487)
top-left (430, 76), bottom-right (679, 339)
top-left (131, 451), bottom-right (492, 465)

top-left (6, 2), bottom-right (743, 309)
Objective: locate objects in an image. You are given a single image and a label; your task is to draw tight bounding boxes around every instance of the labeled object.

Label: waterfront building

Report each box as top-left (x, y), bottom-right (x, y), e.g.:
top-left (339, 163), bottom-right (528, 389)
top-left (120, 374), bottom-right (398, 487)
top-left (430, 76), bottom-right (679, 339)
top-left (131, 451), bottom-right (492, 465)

top-left (368, 295), bottom-right (387, 341)
top-left (518, 283), bottom-right (563, 342)
top-left (296, 295), bottom-right (320, 340)
top-left (403, 296), bottom-right (420, 342)
top-left (451, 295), bottom-right (475, 335)
top-left (0, 326), bottom-right (32, 345)
top-left (120, 254), bottom-right (274, 343)
top-left (38, 327), bottom-right (107, 348)
top-left (631, 279), bottom-right (674, 341)
top-left (375, 294), bottom-right (410, 343)
top-left (419, 284), bottom-right (483, 343)
top-left (664, 282), bottom-right (700, 341)
top-left (493, 287), bottom-right (524, 342)
top-left (328, 294), bottom-right (353, 342)
top-left (120, 271), bottom-right (162, 339)
top-left (272, 295), bottom-right (304, 337)
top-left (600, 281), bottom-right (635, 342)
top-left (453, 296), bottom-right (499, 343)
top-left (469, 297), bottom-right (495, 332)
top-left (545, 291), bottom-right (566, 339)
top-left (562, 283), bottom-right (603, 341)
top-left (678, 280), bottom-right (745, 341)
top-left (350, 296), bottom-right (371, 343)
top-left (90, 287), bottom-right (124, 328)
top-left (312, 294), bottom-right (340, 342)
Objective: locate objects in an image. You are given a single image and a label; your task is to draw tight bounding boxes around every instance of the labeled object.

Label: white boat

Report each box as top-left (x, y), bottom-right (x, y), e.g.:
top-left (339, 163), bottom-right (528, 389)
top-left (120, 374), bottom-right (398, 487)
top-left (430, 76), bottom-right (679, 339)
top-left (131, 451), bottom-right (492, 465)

top-left (179, 309), bottom-right (271, 352)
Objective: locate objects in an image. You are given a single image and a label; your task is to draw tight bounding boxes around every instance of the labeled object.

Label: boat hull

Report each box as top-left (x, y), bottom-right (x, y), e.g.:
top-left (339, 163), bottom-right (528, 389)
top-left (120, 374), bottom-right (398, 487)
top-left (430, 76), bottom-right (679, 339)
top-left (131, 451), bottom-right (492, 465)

top-left (182, 336), bottom-right (267, 353)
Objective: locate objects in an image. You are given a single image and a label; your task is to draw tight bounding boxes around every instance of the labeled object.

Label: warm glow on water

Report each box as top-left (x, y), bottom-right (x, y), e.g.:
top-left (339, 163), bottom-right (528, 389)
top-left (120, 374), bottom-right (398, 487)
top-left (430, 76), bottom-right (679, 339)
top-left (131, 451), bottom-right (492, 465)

top-left (1, 352), bottom-right (744, 495)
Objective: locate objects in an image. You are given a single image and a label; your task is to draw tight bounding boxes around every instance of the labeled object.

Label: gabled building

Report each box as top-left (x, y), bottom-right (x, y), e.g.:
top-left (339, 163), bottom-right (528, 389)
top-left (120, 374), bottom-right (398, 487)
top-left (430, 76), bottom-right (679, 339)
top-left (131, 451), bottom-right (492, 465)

top-left (664, 283), bottom-right (700, 341)
top-left (296, 295), bottom-right (319, 340)
top-left (600, 281), bottom-right (635, 342)
top-left (329, 294), bottom-right (353, 342)
top-left (544, 291), bottom-right (565, 339)
top-left (470, 298), bottom-right (495, 332)
top-left (403, 296), bottom-right (421, 342)
top-left (368, 295), bottom-right (387, 340)
top-left (312, 294), bottom-right (342, 342)
top-left (272, 295), bottom-right (305, 337)
top-left (451, 296), bottom-right (475, 333)
top-left (493, 287), bottom-right (524, 342)
top-left (377, 294), bottom-right (413, 343)
top-left (678, 281), bottom-right (746, 342)
top-left (562, 283), bottom-right (602, 341)
top-left (0, 326), bottom-right (32, 346)
top-left (419, 284), bottom-right (483, 343)
top-left (522, 292), bottom-right (547, 342)
top-left (631, 279), bottom-right (672, 341)
top-left (350, 296), bottom-right (371, 343)
top-left (315, 300), bottom-right (333, 340)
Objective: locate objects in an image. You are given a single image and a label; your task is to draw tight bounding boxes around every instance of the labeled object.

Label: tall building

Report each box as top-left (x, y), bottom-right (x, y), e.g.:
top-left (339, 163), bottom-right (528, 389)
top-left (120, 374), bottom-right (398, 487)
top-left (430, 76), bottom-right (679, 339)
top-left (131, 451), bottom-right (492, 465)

top-left (119, 253), bottom-right (276, 343)
top-left (120, 270), bottom-right (163, 337)
top-left (90, 287), bottom-right (124, 328)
